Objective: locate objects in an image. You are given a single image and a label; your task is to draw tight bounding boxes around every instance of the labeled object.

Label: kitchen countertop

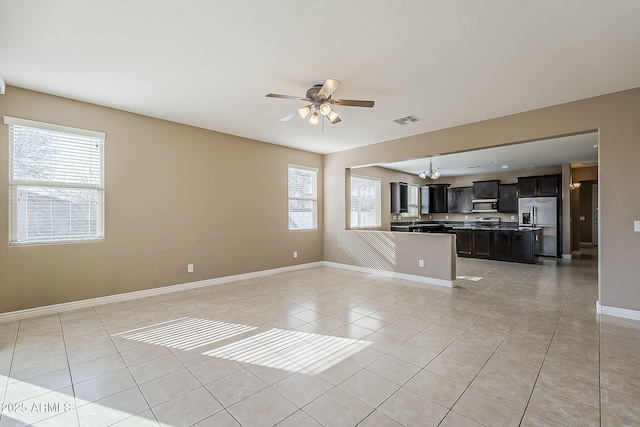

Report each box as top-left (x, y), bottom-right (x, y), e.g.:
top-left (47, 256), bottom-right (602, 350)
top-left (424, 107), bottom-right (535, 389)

top-left (390, 221), bottom-right (540, 232)
top-left (451, 225), bottom-right (541, 231)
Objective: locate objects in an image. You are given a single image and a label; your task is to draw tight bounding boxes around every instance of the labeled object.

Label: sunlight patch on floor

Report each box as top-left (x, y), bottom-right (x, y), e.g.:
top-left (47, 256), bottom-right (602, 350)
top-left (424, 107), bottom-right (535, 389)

top-left (112, 317), bottom-right (257, 350)
top-left (113, 318), bottom-right (371, 374)
top-left (203, 328), bottom-right (371, 374)
top-left (457, 275), bottom-right (483, 281)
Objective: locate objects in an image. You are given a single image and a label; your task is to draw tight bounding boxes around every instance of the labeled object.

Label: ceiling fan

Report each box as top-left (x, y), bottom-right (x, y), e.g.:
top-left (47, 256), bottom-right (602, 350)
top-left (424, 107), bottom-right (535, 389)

top-left (265, 79), bottom-right (374, 125)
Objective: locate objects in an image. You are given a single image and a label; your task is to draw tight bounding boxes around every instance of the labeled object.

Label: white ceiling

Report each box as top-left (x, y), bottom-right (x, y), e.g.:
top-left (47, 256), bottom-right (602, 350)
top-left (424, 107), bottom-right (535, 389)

top-left (1, 1), bottom-right (639, 155)
top-left (376, 132), bottom-right (599, 178)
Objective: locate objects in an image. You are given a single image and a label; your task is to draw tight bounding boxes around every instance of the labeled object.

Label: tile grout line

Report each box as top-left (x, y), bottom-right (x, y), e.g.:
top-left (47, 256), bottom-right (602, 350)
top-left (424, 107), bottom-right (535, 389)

top-left (438, 263), bottom-right (560, 425)
top-left (0, 319), bottom-right (20, 425)
top-left (516, 264), bottom-right (576, 426)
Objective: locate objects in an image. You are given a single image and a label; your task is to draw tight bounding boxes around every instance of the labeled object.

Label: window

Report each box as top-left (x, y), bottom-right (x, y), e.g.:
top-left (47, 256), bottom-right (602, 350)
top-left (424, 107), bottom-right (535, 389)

top-left (6, 117), bottom-right (105, 245)
top-left (288, 165), bottom-right (317, 230)
top-left (403, 183), bottom-right (419, 218)
top-left (350, 174), bottom-right (381, 228)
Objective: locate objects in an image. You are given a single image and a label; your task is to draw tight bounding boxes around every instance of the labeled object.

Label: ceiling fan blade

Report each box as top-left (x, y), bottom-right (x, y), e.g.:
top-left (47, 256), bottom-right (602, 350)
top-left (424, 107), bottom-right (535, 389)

top-left (317, 79), bottom-right (341, 98)
top-left (330, 99), bottom-right (375, 108)
top-left (280, 111), bottom-right (298, 122)
top-left (266, 93), bottom-right (309, 101)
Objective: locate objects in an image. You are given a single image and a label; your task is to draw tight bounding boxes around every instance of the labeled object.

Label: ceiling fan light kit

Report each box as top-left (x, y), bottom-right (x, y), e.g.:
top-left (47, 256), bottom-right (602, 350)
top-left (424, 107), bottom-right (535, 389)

top-left (319, 103), bottom-right (332, 116)
top-left (266, 78), bottom-right (374, 127)
top-left (328, 110), bottom-right (341, 124)
top-left (298, 105), bottom-right (311, 119)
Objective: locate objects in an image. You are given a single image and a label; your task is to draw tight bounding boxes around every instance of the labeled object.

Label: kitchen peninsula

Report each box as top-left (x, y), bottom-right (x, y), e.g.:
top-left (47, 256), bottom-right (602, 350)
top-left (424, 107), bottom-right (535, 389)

top-left (391, 218), bottom-right (540, 264)
top-left (340, 230), bottom-right (456, 287)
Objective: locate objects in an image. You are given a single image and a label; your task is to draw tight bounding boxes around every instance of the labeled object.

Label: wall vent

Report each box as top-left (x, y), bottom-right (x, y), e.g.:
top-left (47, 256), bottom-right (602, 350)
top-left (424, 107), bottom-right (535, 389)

top-left (393, 115), bottom-right (421, 125)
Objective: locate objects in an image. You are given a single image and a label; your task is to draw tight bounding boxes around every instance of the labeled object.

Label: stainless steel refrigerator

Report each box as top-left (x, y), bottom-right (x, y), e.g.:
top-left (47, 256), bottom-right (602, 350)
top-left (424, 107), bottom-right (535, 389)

top-left (518, 197), bottom-right (558, 257)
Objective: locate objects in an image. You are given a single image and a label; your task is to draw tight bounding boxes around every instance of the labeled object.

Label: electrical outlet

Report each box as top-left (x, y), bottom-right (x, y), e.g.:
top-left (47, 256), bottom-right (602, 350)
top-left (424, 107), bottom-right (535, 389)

top-left (511, 215), bottom-right (515, 220)
top-left (418, 260), bottom-right (424, 267)
top-left (445, 215), bottom-right (449, 220)
top-left (293, 251), bottom-right (298, 258)
top-left (187, 264), bottom-right (194, 273)
top-left (465, 215), bottom-right (469, 220)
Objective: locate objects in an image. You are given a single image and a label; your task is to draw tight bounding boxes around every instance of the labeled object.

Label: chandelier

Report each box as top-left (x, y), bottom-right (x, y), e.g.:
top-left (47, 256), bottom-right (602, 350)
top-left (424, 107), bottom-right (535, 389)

top-left (418, 158), bottom-right (441, 180)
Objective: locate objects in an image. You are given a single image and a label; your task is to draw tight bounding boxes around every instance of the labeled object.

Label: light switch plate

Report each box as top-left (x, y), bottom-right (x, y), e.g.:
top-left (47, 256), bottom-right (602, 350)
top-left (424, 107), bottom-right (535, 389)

top-left (635, 220), bottom-right (640, 232)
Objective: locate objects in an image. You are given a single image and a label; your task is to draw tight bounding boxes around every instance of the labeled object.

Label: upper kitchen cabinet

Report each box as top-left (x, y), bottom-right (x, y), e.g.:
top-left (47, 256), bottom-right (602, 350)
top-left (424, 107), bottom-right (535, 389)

top-left (473, 180), bottom-right (500, 199)
top-left (448, 186), bottom-right (473, 213)
top-left (518, 174), bottom-right (561, 197)
top-left (538, 175), bottom-right (561, 196)
top-left (421, 184), bottom-right (450, 214)
top-left (390, 182), bottom-right (408, 213)
top-left (498, 184), bottom-right (518, 213)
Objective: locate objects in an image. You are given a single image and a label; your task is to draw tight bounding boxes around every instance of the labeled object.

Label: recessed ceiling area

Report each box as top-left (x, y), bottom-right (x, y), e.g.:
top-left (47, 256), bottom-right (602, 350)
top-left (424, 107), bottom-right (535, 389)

top-left (377, 132), bottom-right (598, 178)
top-left (1, 2), bottom-right (639, 154)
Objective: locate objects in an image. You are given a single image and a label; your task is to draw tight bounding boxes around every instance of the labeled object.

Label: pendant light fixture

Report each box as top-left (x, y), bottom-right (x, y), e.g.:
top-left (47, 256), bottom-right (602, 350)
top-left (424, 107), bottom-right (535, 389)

top-left (418, 158), bottom-right (441, 180)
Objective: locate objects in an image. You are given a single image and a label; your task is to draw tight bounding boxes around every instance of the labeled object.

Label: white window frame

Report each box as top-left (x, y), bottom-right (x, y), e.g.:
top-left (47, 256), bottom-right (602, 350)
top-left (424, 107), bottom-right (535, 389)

top-left (402, 183), bottom-right (419, 218)
top-left (350, 174), bottom-right (382, 229)
top-left (6, 116), bottom-right (105, 245)
top-left (288, 165), bottom-right (318, 231)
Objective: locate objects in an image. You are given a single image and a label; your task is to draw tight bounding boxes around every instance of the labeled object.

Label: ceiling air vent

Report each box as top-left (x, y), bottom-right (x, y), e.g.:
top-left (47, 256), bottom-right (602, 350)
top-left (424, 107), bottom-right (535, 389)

top-left (393, 115), bottom-right (421, 125)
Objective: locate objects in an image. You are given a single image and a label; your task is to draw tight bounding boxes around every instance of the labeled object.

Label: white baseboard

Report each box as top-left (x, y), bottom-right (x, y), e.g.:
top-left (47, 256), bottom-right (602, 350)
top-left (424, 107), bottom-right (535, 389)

top-left (0, 262), bottom-right (324, 323)
top-left (561, 253), bottom-right (572, 259)
top-left (596, 301), bottom-right (640, 321)
top-left (323, 261), bottom-right (454, 288)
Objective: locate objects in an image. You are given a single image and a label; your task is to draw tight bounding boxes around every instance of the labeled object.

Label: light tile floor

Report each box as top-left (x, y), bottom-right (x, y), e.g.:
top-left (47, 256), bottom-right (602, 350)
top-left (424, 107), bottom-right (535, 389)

top-left (1, 250), bottom-right (639, 426)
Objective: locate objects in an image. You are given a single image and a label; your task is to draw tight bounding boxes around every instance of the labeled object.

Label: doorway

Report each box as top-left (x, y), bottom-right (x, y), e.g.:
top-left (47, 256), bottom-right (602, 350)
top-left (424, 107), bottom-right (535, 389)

top-left (593, 184), bottom-right (599, 246)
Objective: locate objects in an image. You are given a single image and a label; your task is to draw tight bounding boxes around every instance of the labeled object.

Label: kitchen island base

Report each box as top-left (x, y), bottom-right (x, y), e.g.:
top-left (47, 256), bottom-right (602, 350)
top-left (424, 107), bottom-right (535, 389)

top-left (456, 228), bottom-right (540, 264)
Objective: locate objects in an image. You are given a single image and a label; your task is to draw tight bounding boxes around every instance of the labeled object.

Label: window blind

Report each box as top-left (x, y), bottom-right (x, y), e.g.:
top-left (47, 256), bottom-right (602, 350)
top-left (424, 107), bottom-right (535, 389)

top-left (350, 174), bottom-right (381, 228)
top-left (6, 117), bottom-right (105, 245)
top-left (288, 165), bottom-right (318, 230)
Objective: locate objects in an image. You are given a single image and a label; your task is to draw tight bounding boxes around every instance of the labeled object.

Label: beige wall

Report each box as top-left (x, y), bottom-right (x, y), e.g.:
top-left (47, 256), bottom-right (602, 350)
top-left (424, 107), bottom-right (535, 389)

top-left (325, 87), bottom-right (640, 312)
top-left (0, 87), bottom-right (323, 313)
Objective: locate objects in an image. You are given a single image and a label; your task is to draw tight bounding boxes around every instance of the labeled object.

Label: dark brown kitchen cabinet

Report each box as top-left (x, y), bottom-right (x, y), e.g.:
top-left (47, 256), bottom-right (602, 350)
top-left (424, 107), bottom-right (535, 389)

top-left (390, 182), bottom-right (408, 213)
top-left (498, 184), bottom-right (518, 213)
top-left (492, 230), bottom-right (511, 259)
top-left (473, 230), bottom-right (492, 258)
top-left (448, 187), bottom-right (473, 213)
top-left (517, 174), bottom-right (561, 197)
top-left (456, 228), bottom-right (537, 263)
top-left (421, 184), bottom-right (449, 214)
top-left (455, 229), bottom-right (473, 255)
top-left (538, 175), bottom-right (561, 196)
top-left (510, 230), bottom-right (537, 263)
top-left (473, 180), bottom-right (500, 199)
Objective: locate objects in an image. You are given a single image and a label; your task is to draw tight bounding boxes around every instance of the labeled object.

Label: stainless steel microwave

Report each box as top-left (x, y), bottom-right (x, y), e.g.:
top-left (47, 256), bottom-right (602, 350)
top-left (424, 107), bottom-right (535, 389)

top-left (472, 199), bottom-right (498, 212)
